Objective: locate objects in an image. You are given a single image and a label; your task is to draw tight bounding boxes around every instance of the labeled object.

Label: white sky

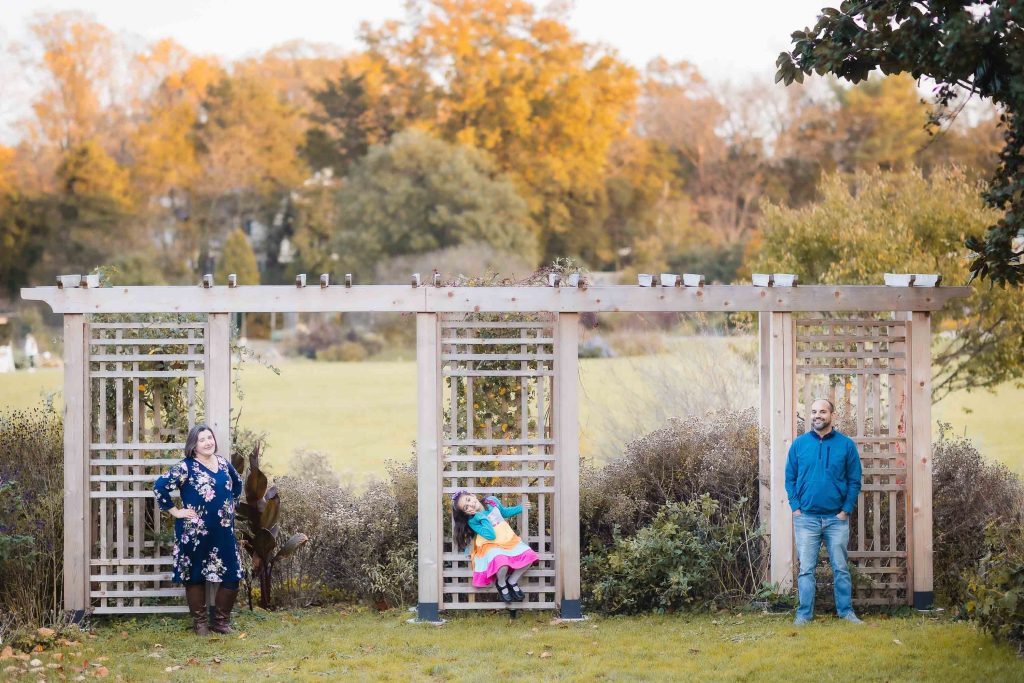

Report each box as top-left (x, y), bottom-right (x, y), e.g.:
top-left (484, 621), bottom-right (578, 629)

top-left (0, 0), bottom-right (831, 142)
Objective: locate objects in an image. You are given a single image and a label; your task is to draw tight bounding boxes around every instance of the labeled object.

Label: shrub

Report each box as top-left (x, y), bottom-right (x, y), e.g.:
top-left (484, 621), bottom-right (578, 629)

top-left (317, 341), bottom-right (369, 362)
top-left (580, 409), bottom-right (765, 612)
top-left (581, 409), bottom-right (760, 546)
top-left (0, 407), bottom-right (64, 636)
top-left (291, 318), bottom-right (345, 359)
top-left (932, 428), bottom-right (1024, 606)
top-left (584, 495), bottom-right (763, 614)
top-left (273, 457), bottom-right (418, 609)
top-left (965, 522), bottom-right (1024, 654)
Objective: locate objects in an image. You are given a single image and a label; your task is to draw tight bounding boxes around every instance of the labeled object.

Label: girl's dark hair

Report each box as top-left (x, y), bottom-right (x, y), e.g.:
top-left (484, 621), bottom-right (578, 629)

top-left (184, 423), bottom-right (217, 459)
top-left (452, 493), bottom-right (475, 552)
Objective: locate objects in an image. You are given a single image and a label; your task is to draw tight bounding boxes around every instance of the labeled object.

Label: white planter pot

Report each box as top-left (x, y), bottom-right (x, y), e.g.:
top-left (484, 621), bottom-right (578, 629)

top-left (566, 273), bottom-right (581, 287)
top-left (682, 273), bottom-right (704, 287)
top-left (884, 273), bottom-right (915, 287)
top-left (57, 274), bottom-right (82, 289)
top-left (660, 273), bottom-right (678, 287)
top-left (912, 273), bottom-right (941, 287)
top-left (547, 272), bottom-right (561, 287)
top-left (751, 273), bottom-right (772, 287)
top-left (637, 273), bottom-right (653, 287)
top-left (773, 273), bottom-right (798, 287)
top-left (411, 273), bottom-right (421, 287)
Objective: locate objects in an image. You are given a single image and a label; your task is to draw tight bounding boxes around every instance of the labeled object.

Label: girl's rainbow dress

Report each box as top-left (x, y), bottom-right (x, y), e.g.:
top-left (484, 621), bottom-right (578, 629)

top-left (469, 497), bottom-right (539, 587)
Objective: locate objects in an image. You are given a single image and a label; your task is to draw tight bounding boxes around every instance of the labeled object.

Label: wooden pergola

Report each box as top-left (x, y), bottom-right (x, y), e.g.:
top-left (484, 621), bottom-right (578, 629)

top-left (22, 280), bottom-right (969, 621)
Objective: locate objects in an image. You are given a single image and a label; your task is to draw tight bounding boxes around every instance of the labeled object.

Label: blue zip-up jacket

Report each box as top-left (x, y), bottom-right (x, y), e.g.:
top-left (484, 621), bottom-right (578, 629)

top-left (785, 429), bottom-right (862, 515)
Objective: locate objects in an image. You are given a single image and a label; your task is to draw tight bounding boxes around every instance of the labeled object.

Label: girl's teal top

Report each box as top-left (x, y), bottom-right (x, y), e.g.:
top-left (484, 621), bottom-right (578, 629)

top-left (467, 496), bottom-right (523, 540)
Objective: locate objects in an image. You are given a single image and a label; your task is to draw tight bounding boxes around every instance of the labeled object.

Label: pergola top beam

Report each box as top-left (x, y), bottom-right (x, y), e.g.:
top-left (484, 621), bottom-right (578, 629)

top-left (21, 284), bottom-right (971, 314)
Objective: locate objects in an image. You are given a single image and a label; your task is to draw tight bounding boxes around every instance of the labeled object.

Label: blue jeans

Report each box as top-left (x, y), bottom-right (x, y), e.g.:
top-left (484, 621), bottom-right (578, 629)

top-left (794, 513), bottom-right (853, 621)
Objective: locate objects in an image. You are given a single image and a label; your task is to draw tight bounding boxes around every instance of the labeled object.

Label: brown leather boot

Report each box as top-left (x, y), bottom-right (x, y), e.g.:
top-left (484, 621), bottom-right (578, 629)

top-left (210, 586), bottom-right (238, 634)
top-left (185, 584), bottom-right (210, 636)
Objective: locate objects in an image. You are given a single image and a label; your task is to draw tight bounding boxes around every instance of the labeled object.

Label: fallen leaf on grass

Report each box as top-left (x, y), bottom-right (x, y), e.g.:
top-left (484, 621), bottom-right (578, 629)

top-left (0, 646), bottom-right (13, 660)
top-left (237, 632), bottom-right (247, 640)
top-left (186, 657), bottom-right (199, 666)
top-left (3, 665), bottom-right (20, 673)
top-left (120, 631), bottom-right (128, 639)
top-left (95, 657), bottom-right (108, 662)
top-left (526, 651), bottom-right (534, 656)
top-left (30, 659), bottom-right (42, 667)
top-left (267, 644), bottom-right (282, 650)
top-left (212, 657), bottom-right (222, 664)
top-left (37, 628), bottom-right (55, 640)
top-left (164, 665), bottom-right (181, 672)
top-left (153, 644), bottom-right (163, 649)
top-left (893, 639), bottom-right (903, 645)
top-left (94, 666), bottom-right (109, 677)
top-left (145, 653), bottom-right (162, 659)
top-left (548, 618), bottom-right (562, 626)
top-left (33, 644), bottom-right (44, 652)
top-left (539, 652), bottom-right (551, 659)
top-left (688, 648), bottom-right (700, 654)
top-left (52, 652), bottom-right (64, 661)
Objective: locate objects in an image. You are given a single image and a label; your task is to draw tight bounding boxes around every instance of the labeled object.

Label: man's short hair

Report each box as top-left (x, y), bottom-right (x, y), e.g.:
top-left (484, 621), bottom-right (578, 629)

top-left (811, 398), bottom-right (835, 411)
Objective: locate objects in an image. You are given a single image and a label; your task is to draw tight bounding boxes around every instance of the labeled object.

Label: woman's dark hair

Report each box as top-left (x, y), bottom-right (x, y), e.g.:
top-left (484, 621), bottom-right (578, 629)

top-left (184, 423), bottom-right (217, 459)
top-left (452, 493), bottom-right (475, 552)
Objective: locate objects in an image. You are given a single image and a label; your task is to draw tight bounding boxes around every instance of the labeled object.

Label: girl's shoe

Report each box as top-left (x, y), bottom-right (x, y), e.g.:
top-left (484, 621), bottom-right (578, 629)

top-left (496, 582), bottom-right (514, 603)
top-left (508, 582), bottom-right (525, 601)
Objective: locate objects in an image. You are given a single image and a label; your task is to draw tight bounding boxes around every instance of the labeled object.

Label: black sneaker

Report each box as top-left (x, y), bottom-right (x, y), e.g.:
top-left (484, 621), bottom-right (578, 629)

top-left (508, 583), bottom-right (525, 601)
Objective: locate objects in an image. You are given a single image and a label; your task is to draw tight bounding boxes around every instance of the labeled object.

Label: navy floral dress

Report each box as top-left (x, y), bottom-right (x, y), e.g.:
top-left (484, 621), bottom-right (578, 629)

top-left (153, 455), bottom-right (244, 585)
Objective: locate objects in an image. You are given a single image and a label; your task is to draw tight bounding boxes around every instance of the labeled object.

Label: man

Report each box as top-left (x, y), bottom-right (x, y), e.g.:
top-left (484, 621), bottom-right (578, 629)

top-left (785, 398), bottom-right (864, 625)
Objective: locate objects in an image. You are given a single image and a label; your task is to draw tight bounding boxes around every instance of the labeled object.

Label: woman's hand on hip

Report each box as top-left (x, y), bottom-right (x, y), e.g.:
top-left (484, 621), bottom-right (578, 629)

top-left (172, 507), bottom-right (198, 521)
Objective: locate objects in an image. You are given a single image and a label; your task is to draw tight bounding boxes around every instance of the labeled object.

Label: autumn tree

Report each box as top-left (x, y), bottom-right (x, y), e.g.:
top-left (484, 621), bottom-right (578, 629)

top-left (359, 0), bottom-right (637, 264)
top-left (754, 168), bottom-right (1024, 398)
top-left (29, 140), bottom-right (135, 279)
top-left (193, 74), bottom-right (308, 278)
top-left (836, 74), bottom-right (930, 172)
top-left (639, 60), bottom-right (766, 248)
top-left (290, 174), bottom-right (340, 277)
top-left (776, 0), bottom-right (1024, 285)
top-left (25, 11), bottom-right (118, 151)
top-left (331, 129), bottom-right (537, 271)
top-left (303, 63), bottom-right (400, 176)
top-left (215, 228), bottom-right (260, 285)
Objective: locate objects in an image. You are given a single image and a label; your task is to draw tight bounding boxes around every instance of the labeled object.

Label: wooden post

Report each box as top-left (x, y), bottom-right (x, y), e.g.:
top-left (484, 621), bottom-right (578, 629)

top-left (205, 314), bottom-right (232, 456)
top-left (554, 313), bottom-right (582, 619)
top-left (768, 312), bottom-right (796, 590)
top-left (758, 312), bottom-right (771, 536)
top-left (63, 314), bottom-right (90, 619)
top-left (416, 313), bottom-right (443, 622)
top-left (907, 311), bottom-right (934, 609)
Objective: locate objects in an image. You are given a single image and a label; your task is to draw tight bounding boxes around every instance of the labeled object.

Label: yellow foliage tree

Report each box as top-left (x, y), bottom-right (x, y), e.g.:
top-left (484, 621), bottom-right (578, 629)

top-left (215, 228), bottom-right (260, 285)
top-left (359, 0), bottom-right (638, 263)
top-left (838, 74), bottom-right (930, 172)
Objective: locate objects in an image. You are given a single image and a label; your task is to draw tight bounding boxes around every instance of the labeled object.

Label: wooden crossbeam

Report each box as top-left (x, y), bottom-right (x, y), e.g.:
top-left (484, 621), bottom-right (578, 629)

top-left (22, 284), bottom-right (971, 313)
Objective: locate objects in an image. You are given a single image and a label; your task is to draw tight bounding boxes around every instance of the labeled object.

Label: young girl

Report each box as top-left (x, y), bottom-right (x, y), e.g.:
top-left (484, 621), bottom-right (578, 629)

top-left (452, 491), bottom-right (539, 602)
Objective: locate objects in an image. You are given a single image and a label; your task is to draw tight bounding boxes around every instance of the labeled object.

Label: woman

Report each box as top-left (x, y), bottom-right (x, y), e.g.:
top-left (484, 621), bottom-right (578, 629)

top-left (154, 424), bottom-right (244, 635)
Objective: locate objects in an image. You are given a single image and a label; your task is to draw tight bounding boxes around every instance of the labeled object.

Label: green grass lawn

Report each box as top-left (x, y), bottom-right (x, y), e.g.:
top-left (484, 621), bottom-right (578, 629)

top-left (4, 609), bottom-right (1022, 682)
top-left (1, 349), bottom-right (1021, 483)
